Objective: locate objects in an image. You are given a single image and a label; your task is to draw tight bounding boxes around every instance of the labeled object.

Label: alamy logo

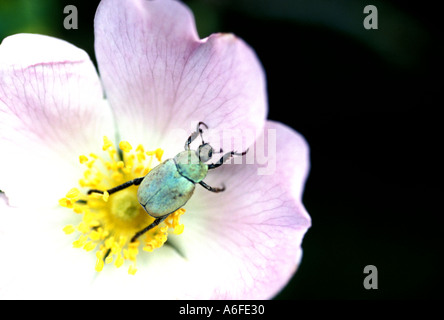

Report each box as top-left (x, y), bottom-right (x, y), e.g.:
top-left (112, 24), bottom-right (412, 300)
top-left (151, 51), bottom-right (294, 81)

top-left (63, 5), bottom-right (78, 30)
top-left (363, 265), bottom-right (378, 289)
top-left (363, 5), bottom-right (378, 30)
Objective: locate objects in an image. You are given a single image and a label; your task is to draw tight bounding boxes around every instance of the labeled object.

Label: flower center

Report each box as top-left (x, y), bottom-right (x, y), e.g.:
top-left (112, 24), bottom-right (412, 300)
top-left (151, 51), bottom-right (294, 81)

top-left (59, 137), bottom-right (185, 275)
top-left (110, 189), bottom-right (142, 222)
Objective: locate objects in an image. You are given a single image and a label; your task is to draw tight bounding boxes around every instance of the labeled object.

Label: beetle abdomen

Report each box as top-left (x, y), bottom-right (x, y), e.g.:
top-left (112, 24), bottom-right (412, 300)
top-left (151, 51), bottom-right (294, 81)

top-left (137, 159), bottom-right (195, 218)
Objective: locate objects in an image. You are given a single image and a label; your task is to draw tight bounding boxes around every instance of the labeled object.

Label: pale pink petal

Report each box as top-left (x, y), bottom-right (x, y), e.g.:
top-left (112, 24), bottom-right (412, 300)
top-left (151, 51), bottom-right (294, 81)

top-left (94, 0), bottom-right (267, 154)
top-left (0, 34), bottom-right (115, 208)
top-left (0, 203), bottom-right (97, 299)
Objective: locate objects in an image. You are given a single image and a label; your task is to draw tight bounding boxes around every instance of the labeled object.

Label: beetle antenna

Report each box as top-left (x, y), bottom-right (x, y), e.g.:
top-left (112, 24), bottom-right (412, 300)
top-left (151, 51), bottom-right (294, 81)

top-left (197, 122), bottom-right (208, 145)
top-left (184, 121), bottom-right (209, 150)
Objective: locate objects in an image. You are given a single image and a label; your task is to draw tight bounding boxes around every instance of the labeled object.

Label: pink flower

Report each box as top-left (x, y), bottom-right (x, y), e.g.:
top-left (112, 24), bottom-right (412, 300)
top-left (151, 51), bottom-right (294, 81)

top-left (0, 0), bottom-right (310, 299)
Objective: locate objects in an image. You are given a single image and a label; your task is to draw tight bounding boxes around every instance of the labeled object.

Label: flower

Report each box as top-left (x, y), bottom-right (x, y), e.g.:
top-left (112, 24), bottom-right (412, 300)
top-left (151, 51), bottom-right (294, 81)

top-left (0, 0), bottom-right (310, 299)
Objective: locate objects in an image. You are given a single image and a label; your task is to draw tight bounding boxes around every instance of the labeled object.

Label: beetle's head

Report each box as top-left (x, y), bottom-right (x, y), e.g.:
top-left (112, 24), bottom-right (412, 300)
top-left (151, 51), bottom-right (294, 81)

top-left (198, 143), bottom-right (213, 163)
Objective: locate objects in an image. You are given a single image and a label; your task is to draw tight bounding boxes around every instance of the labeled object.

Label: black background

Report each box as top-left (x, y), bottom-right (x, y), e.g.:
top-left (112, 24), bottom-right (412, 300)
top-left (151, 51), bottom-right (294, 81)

top-left (1, 0), bottom-right (442, 299)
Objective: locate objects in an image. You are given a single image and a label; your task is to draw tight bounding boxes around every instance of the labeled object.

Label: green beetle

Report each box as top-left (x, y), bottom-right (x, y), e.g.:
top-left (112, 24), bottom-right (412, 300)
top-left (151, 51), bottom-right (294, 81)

top-left (88, 122), bottom-right (247, 243)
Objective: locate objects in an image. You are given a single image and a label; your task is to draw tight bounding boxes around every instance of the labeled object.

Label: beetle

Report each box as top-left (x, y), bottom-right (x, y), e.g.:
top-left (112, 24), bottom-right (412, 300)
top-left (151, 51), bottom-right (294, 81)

top-left (87, 122), bottom-right (247, 243)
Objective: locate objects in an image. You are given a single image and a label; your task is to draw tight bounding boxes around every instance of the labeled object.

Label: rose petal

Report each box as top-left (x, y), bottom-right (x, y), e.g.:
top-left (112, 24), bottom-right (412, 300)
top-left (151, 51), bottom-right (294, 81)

top-left (94, 0), bottom-right (267, 155)
top-left (0, 195), bottom-right (188, 299)
top-left (0, 205), bottom-right (97, 299)
top-left (0, 34), bottom-right (115, 208)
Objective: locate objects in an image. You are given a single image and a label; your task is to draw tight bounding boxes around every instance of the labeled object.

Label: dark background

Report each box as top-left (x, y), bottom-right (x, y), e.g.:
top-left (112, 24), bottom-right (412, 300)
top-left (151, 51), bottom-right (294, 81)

top-left (1, 0), bottom-right (442, 299)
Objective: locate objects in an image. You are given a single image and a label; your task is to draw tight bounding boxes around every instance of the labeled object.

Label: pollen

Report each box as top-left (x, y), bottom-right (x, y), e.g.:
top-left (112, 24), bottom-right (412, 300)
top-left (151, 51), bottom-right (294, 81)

top-left (59, 136), bottom-right (186, 275)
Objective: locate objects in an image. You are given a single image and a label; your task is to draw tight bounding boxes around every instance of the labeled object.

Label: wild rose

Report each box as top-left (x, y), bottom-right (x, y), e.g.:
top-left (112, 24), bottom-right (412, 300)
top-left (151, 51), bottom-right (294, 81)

top-left (0, 0), bottom-right (310, 299)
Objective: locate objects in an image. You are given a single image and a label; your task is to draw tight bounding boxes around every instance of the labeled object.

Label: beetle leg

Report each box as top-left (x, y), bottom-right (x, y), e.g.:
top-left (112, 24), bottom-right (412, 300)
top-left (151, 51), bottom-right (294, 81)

top-left (184, 121), bottom-right (208, 150)
top-left (131, 215), bottom-right (168, 243)
top-left (184, 131), bottom-right (199, 150)
top-left (207, 149), bottom-right (249, 170)
top-left (199, 180), bottom-right (225, 192)
top-left (87, 177), bottom-right (144, 196)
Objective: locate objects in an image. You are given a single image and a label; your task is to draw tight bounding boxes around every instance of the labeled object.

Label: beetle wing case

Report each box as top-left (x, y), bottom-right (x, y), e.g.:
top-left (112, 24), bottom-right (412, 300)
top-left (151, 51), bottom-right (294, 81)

top-left (137, 159), bottom-right (195, 218)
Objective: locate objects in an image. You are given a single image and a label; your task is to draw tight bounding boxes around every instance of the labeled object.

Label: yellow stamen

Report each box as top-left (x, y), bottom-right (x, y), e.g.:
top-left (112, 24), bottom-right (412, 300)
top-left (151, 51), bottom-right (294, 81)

top-left (128, 264), bottom-right (137, 275)
top-left (115, 255), bottom-right (124, 268)
top-left (73, 235), bottom-right (87, 248)
top-left (119, 141), bottom-right (132, 153)
top-left (102, 191), bottom-right (109, 202)
top-left (105, 255), bottom-right (113, 264)
top-left (155, 148), bottom-right (164, 162)
top-left (174, 224), bottom-right (185, 235)
top-left (59, 198), bottom-right (73, 208)
top-left (102, 136), bottom-right (113, 151)
top-left (59, 136), bottom-right (186, 275)
top-left (95, 258), bottom-right (104, 272)
top-left (66, 188), bottom-right (80, 199)
top-left (84, 241), bottom-right (97, 252)
top-left (79, 155), bottom-right (88, 164)
top-left (63, 225), bottom-right (75, 235)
